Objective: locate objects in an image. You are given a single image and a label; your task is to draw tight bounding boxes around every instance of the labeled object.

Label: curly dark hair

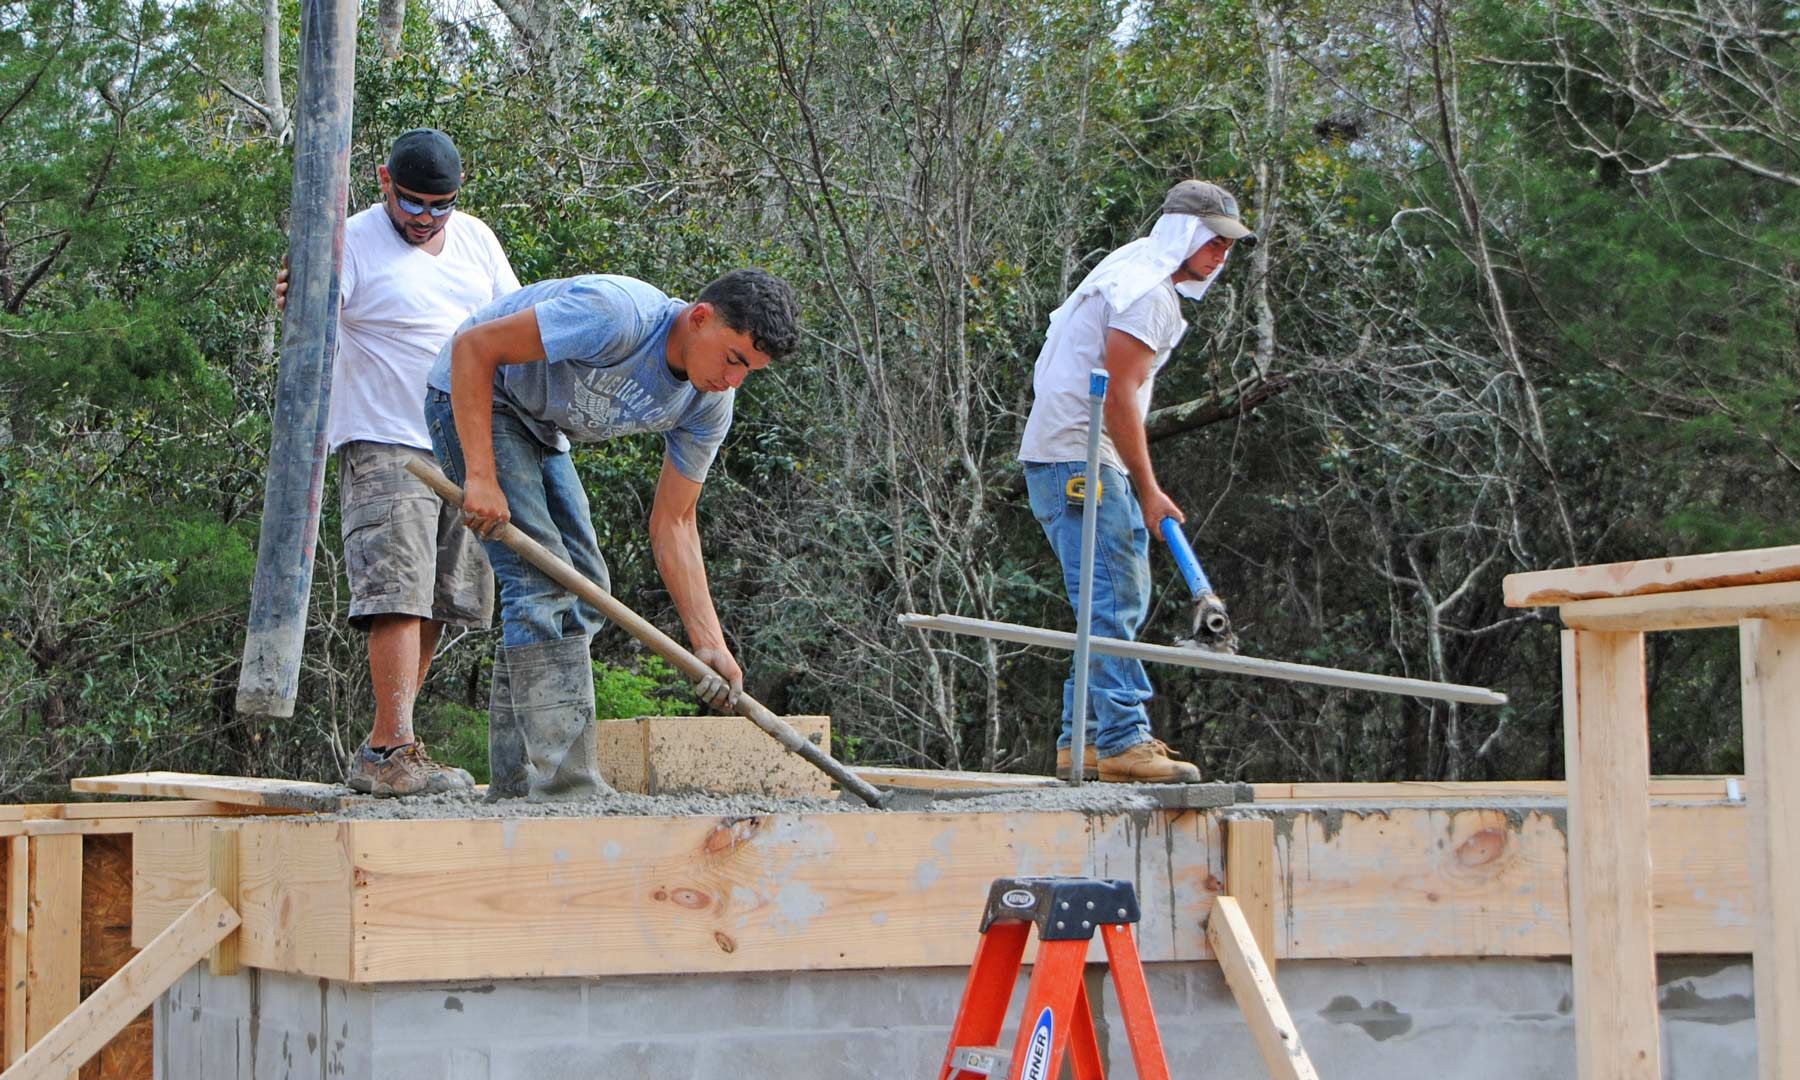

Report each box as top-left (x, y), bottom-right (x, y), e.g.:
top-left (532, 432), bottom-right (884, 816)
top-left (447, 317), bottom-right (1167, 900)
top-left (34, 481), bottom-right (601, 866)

top-left (697, 268), bottom-right (801, 361)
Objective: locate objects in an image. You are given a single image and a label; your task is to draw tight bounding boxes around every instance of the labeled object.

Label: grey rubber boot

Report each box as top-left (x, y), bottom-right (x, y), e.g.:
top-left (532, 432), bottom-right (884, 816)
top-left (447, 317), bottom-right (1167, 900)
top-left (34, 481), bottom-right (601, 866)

top-left (483, 646), bottom-right (529, 802)
top-left (506, 636), bottom-right (611, 801)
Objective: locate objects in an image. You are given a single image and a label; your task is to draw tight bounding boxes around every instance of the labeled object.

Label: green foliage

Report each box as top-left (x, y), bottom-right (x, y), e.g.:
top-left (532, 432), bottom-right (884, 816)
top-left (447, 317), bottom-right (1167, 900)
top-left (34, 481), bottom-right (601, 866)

top-left (593, 656), bottom-right (698, 720)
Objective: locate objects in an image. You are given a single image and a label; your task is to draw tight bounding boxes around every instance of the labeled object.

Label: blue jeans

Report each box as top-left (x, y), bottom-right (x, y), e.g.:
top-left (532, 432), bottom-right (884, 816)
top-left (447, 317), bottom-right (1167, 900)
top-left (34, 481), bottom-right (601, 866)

top-left (1024, 461), bottom-right (1155, 758)
top-left (425, 390), bottom-right (609, 648)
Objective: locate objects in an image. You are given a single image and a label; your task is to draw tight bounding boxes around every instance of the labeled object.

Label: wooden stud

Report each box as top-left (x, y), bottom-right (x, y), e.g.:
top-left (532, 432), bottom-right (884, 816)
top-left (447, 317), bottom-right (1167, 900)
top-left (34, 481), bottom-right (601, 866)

top-left (5, 838), bottom-right (25, 1066)
top-left (1556, 580), bottom-right (1800, 633)
top-left (1224, 818), bottom-right (1277, 975)
top-left (1740, 619), bottom-right (1800, 1080)
top-left (0, 889), bottom-right (238, 1080)
top-left (1249, 777), bottom-right (1742, 802)
top-left (1207, 896), bottom-right (1319, 1080)
top-left (1504, 545), bottom-right (1800, 606)
top-left (21, 836), bottom-right (79, 1080)
top-left (1562, 629), bottom-right (1661, 1080)
top-left (854, 767), bottom-right (1061, 793)
top-left (207, 830), bottom-right (240, 977)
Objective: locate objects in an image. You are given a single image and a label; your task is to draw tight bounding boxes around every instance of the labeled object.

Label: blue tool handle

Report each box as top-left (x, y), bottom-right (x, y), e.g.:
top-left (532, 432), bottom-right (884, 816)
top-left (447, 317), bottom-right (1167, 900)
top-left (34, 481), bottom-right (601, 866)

top-left (1160, 517), bottom-right (1213, 597)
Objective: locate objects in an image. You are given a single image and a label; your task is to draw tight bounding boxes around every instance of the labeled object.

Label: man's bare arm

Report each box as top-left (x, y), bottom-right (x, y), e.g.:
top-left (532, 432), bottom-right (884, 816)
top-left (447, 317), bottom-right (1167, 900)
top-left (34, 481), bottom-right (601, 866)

top-left (648, 454), bottom-right (741, 708)
top-left (450, 307), bottom-right (546, 535)
top-left (1102, 327), bottom-right (1184, 537)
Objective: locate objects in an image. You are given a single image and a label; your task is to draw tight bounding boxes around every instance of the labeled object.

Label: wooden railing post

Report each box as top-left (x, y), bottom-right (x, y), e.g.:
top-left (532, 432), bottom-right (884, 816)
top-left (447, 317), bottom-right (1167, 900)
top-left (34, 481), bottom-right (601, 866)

top-left (1740, 620), bottom-right (1799, 1080)
top-left (1561, 629), bottom-right (1661, 1080)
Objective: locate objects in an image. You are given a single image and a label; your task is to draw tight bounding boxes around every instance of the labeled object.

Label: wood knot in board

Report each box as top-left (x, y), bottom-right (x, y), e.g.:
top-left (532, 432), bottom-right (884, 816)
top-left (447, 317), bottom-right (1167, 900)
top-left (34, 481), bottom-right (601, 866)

top-left (1202, 873), bottom-right (1223, 894)
top-left (703, 817), bottom-right (761, 856)
top-left (1454, 828), bottom-right (1508, 869)
top-left (652, 886), bottom-right (715, 911)
top-left (714, 931), bottom-right (737, 954)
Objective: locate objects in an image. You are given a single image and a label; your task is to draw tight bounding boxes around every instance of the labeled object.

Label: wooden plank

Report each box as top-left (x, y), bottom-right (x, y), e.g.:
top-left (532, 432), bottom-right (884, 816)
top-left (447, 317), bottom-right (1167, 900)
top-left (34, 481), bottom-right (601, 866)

top-left (1504, 545), bottom-right (1800, 606)
top-left (900, 613), bottom-right (1508, 706)
top-left (23, 838), bottom-right (80, 1079)
top-left (5, 838), bottom-right (23, 1066)
top-left (854, 768), bottom-right (1062, 792)
top-left (0, 891), bottom-right (237, 1080)
top-left (1250, 778), bottom-right (1742, 802)
top-left (1273, 802), bottom-right (1748, 958)
top-left (69, 774), bottom-right (347, 812)
top-left (1563, 630), bottom-right (1661, 1080)
top-left (1207, 895), bottom-right (1319, 1080)
top-left (205, 833), bottom-right (238, 978)
top-left (1740, 620), bottom-right (1800, 1080)
top-left (130, 812), bottom-right (1218, 980)
top-left (1555, 580), bottom-right (1800, 633)
top-left (1224, 818), bottom-right (1276, 976)
top-left (129, 821), bottom-right (352, 980)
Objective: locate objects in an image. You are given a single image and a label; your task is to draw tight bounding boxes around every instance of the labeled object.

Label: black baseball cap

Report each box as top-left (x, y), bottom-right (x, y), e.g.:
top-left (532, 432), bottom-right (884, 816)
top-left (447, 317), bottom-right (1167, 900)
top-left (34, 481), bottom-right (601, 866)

top-left (1162, 180), bottom-right (1257, 247)
top-left (387, 129), bottom-right (461, 195)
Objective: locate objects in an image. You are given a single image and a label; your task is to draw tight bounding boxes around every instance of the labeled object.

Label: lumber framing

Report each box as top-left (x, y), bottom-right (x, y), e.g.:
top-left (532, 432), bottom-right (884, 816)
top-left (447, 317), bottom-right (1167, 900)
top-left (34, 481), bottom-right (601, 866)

top-left (1554, 580), bottom-right (1800, 633)
top-left (1208, 895), bottom-right (1319, 1080)
top-left (1741, 620), bottom-right (1800, 1080)
top-left (900, 612), bottom-right (1507, 705)
top-left (1223, 818), bottom-right (1276, 976)
top-left (0, 890), bottom-right (237, 1080)
top-left (128, 799), bottom-right (1751, 982)
top-left (1503, 544), bottom-right (1800, 606)
top-left (70, 773), bottom-right (350, 812)
top-left (1562, 630), bottom-right (1661, 1080)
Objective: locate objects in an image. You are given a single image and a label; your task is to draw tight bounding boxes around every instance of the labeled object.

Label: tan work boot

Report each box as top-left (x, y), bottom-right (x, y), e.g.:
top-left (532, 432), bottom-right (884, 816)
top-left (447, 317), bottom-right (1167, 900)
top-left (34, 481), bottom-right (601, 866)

top-left (1055, 745), bottom-right (1099, 780)
top-left (346, 740), bottom-right (475, 797)
top-left (1097, 739), bottom-right (1202, 784)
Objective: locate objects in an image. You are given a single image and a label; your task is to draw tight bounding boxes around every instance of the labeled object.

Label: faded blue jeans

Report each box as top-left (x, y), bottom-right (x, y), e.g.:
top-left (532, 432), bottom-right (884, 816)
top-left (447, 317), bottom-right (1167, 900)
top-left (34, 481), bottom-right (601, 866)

top-left (1024, 461), bottom-right (1156, 758)
top-left (425, 389), bottom-right (609, 648)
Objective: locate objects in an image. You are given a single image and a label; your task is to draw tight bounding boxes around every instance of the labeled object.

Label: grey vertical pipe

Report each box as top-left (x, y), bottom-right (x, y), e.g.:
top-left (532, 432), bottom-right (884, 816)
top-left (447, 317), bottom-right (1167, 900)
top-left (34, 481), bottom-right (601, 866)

top-left (1068, 367), bottom-right (1109, 785)
top-left (235, 0), bottom-right (360, 718)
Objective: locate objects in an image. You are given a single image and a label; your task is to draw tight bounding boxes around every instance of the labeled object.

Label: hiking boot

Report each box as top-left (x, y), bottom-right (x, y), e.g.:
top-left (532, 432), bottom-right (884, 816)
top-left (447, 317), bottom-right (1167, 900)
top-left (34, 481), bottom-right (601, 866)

top-left (1055, 745), bottom-right (1099, 780)
top-left (1097, 739), bottom-right (1202, 784)
top-left (346, 740), bottom-right (475, 798)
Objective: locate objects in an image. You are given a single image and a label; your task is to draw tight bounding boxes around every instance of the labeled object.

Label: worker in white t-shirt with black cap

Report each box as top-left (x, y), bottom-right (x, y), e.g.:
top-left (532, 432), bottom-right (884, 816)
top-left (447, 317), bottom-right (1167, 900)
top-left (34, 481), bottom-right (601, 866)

top-left (277, 128), bottom-right (520, 796)
top-left (1018, 179), bottom-right (1255, 784)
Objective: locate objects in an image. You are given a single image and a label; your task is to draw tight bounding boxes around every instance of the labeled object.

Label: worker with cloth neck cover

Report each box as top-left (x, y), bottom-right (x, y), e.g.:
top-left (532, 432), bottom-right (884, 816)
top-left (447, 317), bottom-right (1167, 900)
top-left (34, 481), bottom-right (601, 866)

top-left (424, 269), bottom-right (800, 800)
top-left (1018, 180), bottom-right (1255, 783)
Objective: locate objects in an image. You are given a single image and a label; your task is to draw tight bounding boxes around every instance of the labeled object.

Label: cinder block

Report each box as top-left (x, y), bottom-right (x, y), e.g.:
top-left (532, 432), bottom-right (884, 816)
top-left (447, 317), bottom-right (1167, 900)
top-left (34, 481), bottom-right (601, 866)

top-left (370, 980), bottom-right (586, 1037)
top-left (490, 1039), bottom-right (699, 1080)
top-left (589, 973), bottom-right (790, 1035)
top-left (374, 1043), bottom-right (492, 1080)
top-left (598, 715), bottom-right (832, 797)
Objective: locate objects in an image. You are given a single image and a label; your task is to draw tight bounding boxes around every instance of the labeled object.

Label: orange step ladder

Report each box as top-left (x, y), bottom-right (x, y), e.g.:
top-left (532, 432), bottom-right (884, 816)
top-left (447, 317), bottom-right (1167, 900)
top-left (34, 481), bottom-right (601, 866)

top-left (938, 877), bottom-right (1169, 1080)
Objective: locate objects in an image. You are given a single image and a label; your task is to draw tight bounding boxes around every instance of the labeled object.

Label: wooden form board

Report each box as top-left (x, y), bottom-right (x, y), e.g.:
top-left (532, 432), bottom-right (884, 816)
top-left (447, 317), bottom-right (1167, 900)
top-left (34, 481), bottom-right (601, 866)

top-left (69, 775), bottom-right (348, 813)
top-left (1741, 620), bottom-right (1800, 1080)
top-left (1249, 777), bottom-right (1743, 802)
top-left (1504, 545), bottom-right (1800, 606)
top-left (853, 767), bottom-right (1062, 792)
top-left (1554, 580), bottom-right (1800, 633)
top-left (129, 800), bottom-right (1752, 982)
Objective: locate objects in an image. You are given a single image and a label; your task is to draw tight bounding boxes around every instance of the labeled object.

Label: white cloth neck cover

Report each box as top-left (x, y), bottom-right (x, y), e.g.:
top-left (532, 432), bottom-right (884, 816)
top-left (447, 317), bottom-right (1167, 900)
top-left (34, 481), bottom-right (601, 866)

top-left (1045, 213), bottom-right (1228, 331)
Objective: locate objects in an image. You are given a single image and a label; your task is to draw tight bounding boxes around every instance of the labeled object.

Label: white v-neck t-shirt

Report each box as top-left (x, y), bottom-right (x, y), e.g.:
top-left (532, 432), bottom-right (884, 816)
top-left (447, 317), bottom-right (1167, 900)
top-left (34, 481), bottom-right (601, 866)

top-left (326, 204), bottom-right (520, 452)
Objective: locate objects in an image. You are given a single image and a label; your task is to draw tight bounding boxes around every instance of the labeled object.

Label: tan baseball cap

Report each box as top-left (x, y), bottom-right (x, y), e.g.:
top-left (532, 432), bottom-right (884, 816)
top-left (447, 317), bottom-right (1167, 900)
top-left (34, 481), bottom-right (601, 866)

top-left (1162, 180), bottom-right (1257, 247)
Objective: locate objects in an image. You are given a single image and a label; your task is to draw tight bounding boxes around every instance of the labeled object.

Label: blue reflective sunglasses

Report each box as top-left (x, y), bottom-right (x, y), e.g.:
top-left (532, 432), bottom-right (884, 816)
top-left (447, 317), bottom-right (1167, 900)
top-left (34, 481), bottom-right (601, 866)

top-left (394, 190), bottom-right (457, 217)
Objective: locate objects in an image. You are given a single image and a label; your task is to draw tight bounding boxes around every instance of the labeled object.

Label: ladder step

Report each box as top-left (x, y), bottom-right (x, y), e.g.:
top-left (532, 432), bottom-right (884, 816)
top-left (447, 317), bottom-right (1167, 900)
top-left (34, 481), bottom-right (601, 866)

top-left (951, 1045), bottom-right (1012, 1076)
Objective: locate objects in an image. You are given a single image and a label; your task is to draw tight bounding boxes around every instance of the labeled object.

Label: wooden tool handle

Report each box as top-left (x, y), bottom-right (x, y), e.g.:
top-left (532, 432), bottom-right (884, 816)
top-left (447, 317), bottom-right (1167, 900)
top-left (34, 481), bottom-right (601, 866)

top-left (407, 459), bottom-right (890, 808)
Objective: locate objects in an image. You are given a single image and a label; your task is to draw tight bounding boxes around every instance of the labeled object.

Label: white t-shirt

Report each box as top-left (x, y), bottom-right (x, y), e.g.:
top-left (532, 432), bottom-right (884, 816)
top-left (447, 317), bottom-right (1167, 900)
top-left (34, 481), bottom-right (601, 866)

top-left (326, 205), bottom-right (520, 452)
top-left (1018, 279), bottom-right (1186, 471)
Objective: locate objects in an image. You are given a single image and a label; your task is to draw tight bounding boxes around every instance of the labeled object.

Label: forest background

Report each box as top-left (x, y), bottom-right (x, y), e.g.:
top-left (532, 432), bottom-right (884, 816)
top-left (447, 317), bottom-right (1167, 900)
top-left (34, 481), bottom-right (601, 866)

top-left (3, 0), bottom-right (1797, 799)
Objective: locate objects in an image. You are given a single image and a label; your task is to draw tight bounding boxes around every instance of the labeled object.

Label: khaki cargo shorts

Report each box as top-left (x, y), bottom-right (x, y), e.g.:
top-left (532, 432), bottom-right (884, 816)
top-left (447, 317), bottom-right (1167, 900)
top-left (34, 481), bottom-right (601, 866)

top-left (338, 440), bottom-right (493, 631)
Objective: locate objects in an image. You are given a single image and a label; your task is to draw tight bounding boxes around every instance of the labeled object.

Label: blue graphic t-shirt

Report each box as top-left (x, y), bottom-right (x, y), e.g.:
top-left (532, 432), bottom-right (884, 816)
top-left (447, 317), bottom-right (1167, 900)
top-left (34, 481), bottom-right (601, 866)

top-left (427, 274), bottom-right (733, 482)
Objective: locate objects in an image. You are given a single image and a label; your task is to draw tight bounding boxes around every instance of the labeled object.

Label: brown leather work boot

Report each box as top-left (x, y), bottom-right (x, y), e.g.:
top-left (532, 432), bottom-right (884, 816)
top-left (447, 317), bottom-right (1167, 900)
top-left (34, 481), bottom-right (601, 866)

top-left (1097, 739), bottom-right (1202, 784)
top-left (345, 740), bottom-right (475, 797)
top-left (1055, 744), bottom-right (1099, 780)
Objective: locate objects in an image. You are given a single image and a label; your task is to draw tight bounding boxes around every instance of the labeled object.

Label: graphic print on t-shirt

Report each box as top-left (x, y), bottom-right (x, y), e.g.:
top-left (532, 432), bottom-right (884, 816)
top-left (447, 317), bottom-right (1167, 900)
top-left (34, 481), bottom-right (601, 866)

top-left (564, 367), bottom-right (675, 436)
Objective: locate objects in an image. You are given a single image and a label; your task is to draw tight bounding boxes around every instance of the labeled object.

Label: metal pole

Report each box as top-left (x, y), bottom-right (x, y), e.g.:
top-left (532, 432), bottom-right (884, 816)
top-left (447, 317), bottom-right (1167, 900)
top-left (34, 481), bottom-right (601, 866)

top-left (235, 0), bottom-right (359, 718)
top-left (1069, 368), bottom-right (1109, 785)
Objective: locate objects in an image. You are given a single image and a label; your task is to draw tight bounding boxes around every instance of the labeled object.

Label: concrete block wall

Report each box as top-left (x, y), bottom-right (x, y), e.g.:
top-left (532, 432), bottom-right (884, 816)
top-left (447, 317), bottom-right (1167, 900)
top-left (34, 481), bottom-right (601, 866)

top-left (155, 956), bottom-right (1756, 1079)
